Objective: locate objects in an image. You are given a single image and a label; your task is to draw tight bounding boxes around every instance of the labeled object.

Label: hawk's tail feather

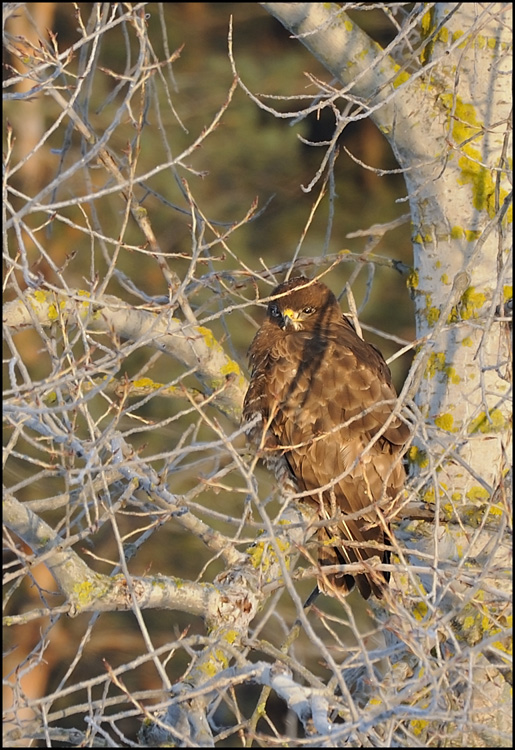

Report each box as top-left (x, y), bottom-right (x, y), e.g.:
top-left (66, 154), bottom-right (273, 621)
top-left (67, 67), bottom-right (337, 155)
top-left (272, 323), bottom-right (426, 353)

top-left (317, 528), bottom-right (390, 599)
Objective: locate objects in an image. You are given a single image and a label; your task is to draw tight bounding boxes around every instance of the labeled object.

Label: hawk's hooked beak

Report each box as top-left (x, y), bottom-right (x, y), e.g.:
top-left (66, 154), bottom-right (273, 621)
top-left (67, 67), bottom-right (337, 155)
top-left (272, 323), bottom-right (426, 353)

top-left (282, 307), bottom-right (302, 330)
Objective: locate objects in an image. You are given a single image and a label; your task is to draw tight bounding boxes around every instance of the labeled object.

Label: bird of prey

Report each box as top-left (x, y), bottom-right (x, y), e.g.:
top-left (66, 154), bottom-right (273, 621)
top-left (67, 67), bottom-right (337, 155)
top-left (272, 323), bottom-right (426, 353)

top-left (243, 276), bottom-right (409, 599)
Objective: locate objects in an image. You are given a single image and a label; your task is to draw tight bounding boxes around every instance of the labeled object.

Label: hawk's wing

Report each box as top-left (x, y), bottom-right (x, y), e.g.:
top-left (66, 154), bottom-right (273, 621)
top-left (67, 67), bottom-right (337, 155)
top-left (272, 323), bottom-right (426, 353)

top-left (244, 318), bottom-right (409, 598)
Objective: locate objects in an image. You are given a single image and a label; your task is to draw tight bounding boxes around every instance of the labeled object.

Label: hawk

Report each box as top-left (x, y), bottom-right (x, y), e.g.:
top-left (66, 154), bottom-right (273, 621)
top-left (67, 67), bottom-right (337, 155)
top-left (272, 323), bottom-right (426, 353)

top-left (243, 276), bottom-right (409, 599)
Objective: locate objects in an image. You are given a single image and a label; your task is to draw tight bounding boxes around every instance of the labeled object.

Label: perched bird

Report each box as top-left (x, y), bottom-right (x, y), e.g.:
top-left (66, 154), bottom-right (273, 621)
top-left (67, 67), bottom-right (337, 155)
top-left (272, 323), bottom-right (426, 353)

top-left (243, 276), bottom-right (410, 599)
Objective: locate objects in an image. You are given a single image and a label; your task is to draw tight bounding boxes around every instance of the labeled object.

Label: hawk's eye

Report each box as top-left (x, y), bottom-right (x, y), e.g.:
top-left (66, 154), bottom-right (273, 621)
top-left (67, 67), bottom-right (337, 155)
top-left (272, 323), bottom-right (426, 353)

top-left (302, 306), bottom-right (315, 315)
top-left (269, 303), bottom-right (281, 318)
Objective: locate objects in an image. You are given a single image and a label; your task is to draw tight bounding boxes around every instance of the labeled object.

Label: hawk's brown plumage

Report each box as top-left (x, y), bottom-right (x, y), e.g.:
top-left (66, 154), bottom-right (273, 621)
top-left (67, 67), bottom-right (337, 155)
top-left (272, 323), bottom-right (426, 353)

top-left (243, 277), bottom-right (410, 599)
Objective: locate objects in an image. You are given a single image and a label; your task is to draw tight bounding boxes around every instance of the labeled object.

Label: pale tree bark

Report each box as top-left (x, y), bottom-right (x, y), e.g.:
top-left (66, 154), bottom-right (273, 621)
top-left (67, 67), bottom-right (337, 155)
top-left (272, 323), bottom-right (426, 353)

top-left (262, 2), bottom-right (512, 745)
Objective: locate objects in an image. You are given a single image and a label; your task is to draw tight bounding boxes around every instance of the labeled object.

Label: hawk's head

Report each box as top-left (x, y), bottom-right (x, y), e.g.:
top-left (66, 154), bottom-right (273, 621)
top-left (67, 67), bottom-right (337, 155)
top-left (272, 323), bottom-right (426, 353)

top-left (267, 276), bottom-right (340, 332)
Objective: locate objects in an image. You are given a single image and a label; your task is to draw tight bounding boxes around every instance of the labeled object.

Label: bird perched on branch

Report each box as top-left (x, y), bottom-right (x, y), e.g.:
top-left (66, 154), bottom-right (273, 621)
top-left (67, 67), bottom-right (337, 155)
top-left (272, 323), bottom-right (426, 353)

top-left (243, 276), bottom-right (409, 599)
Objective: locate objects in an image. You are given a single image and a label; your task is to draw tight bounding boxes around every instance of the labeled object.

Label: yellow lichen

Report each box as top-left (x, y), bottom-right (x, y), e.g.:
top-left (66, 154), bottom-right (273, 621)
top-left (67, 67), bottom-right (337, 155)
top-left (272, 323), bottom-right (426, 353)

top-left (410, 719), bottom-right (429, 736)
top-left (246, 537), bottom-right (289, 582)
top-left (424, 352), bottom-right (461, 383)
top-left (407, 446), bottom-right (429, 468)
top-left (72, 579), bottom-right (105, 606)
top-left (200, 651), bottom-right (228, 677)
top-left (449, 286), bottom-right (486, 322)
top-left (406, 268), bottom-right (419, 291)
top-left (465, 486), bottom-right (490, 502)
top-left (451, 30), bottom-right (464, 44)
top-left (420, 8), bottom-right (433, 37)
top-left (468, 409), bottom-right (506, 434)
top-left (460, 286), bottom-right (486, 320)
top-left (419, 292), bottom-right (440, 326)
top-left (440, 94), bottom-right (511, 220)
top-left (220, 359), bottom-right (246, 390)
top-left (413, 600), bottom-right (428, 621)
top-left (133, 377), bottom-right (162, 389)
top-left (224, 629), bottom-right (239, 645)
top-left (451, 226), bottom-right (482, 242)
top-left (246, 542), bottom-right (265, 570)
top-left (422, 487), bottom-right (435, 504)
top-left (393, 68), bottom-right (411, 88)
top-left (48, 304), bottom-right (59, 321)
top-left (425, 352), bottom-right (444, 378)
top-left (197, 325), bottom-right (219, 350)
top-left (426, 304), bottom-right (441, 326)
top-left (463, 615), bottom-right (475, 630)
top-left (420, 7), bottom-right (436, 64)
top-left (435, 413), bottom-right (456, 432)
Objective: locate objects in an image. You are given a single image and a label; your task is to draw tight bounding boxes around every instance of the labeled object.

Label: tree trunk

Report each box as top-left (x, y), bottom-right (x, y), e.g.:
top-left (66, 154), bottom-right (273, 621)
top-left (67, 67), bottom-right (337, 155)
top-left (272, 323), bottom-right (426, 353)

top-left (262, 3), bottom-right (512, 744)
